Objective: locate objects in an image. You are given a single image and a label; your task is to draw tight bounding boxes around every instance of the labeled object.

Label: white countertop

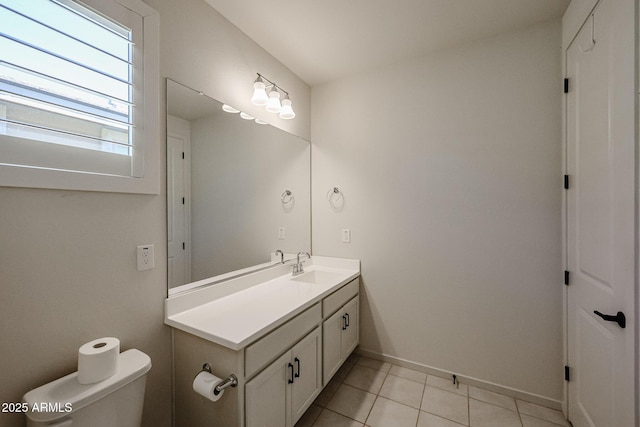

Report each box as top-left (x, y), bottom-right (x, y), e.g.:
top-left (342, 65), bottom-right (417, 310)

top-left (165, 256), bottom-right (360, 350)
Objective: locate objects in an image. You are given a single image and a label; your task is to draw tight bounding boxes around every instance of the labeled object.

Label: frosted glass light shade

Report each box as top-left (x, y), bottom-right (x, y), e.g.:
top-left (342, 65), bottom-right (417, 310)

top-left (251, 81), bottom-right (269, 106)
top-left (265, 89), bottom-right (281, 113)
top-left (240, 112), bottom-right (254, 120)
top-left (222, 104), bottom-right (240, 113)
top-left (279, 98), bottom-right (295, 119)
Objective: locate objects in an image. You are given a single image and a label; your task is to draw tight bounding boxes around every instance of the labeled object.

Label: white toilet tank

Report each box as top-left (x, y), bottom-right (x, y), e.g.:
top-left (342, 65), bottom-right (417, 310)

top-left (23, 349), bottom-right (152, 427)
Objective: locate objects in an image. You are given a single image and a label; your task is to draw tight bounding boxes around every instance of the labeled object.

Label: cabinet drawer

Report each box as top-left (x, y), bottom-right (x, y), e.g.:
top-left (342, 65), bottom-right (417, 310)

top-left (322, 278), bottom-right (359, 318)
top-left (245, 303), bottom-right (321, 378)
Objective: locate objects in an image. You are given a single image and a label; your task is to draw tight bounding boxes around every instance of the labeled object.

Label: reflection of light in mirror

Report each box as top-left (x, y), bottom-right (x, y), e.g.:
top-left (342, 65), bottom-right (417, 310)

top-left (240, 112), bottom-right (254, 120)
top-left (254, 118), bottom-right (267, 125)
top-left (222, 104), bottom-right (240, 113)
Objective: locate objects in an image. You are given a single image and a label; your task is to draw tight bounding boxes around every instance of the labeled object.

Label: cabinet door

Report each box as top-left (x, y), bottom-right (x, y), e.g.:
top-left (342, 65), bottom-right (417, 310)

top-left (245, 352), bottom-right (292, 427)
top-left (322, 309), bottom-right (344, 384)
top-left (290, 327), bottom-right (322, 425)
top-left (341, 297), bottom-right (359, 358)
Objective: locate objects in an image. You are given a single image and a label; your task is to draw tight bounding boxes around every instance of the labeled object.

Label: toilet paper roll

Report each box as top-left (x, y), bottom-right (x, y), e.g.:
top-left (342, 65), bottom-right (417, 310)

top-left (77, 337), bottom-right (120, 385)
top-left (193, 371), bottom-right (225, 402)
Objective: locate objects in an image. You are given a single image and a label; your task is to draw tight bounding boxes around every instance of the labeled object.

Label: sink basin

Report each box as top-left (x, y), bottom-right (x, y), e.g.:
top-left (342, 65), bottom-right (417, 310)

top-left (291, 269), bottom-right (345, 285)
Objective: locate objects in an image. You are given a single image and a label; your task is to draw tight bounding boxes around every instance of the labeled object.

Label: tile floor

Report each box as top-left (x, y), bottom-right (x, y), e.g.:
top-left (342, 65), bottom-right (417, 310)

top-left (295, 354), bottom-right (571, 427)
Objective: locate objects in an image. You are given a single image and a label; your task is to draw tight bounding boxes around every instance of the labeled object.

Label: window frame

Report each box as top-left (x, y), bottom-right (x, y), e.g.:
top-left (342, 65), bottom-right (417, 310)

top-left (0, 0), bottom-right (160, 194)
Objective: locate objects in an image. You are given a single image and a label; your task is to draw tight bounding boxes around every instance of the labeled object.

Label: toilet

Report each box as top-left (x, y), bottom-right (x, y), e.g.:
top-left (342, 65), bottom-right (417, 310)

top-left (22, 349), bottom-right (151, 427)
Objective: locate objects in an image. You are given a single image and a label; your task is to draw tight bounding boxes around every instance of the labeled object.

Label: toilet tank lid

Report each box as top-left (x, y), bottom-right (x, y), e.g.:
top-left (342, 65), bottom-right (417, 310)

top-left (22, 349), bottom-right (151, 422)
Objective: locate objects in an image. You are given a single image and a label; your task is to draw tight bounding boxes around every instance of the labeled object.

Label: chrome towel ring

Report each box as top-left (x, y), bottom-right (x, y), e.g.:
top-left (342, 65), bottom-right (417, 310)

top-left (281, 189), bottom-right (294, 204)
top-left (326, 187), bottom-right (343, 202)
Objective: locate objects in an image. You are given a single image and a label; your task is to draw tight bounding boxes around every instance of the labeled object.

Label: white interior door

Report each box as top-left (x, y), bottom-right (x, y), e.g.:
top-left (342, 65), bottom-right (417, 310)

top-left (167, 115), bottom-right (191, 288)
top-left (565, 0), bottom-right (636, 425)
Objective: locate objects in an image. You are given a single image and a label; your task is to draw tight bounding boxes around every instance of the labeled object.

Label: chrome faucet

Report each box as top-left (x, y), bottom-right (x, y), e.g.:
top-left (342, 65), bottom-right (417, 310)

top-left (292, 251), bottom-right (311, 276)
top-left (275, 249), bottom-right (284, 264)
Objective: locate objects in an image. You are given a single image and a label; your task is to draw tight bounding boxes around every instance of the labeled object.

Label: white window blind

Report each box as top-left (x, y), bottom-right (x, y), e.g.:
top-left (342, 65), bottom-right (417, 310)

top-left (0, 0), bottom-right (159, 193)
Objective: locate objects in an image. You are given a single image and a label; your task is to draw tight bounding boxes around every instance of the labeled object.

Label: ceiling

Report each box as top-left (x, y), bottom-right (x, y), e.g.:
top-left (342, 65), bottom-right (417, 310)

top-left (204, 0), bottom-right (570, 87)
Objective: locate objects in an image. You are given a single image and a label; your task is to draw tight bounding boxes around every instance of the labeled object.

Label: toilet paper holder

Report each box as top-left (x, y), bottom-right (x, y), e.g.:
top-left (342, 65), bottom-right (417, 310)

top-left (201, 363), bottom-right (238, 395)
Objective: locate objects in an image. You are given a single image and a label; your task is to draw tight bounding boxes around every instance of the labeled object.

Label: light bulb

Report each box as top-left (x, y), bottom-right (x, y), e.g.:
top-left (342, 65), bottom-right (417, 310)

top-left (279, 97), bottom-right (295, 119)
top-left (251, 78), bottom-right (269, 106)
top-left (265, 87), bottom-right (281, 113)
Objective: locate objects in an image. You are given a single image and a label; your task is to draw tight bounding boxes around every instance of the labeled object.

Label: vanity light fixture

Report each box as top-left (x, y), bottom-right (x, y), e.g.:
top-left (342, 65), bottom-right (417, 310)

top-left (251, 74), bottom-right (295, 120)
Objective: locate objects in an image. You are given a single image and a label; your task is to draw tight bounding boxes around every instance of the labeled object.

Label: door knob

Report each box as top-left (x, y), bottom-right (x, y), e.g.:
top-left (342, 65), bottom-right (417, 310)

top-left (594, 310), bottom-right (626, 328)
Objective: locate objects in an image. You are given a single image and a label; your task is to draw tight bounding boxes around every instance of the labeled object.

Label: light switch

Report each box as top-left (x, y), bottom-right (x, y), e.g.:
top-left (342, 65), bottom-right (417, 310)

top-left (341, 229), bottom-right (351, 243)
top-left (278, 227), bottom-right (285, 240)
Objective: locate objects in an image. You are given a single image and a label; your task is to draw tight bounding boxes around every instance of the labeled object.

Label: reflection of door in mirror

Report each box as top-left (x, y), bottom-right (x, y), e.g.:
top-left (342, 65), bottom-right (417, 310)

top-left (167, 116), bottom-right (191, 288)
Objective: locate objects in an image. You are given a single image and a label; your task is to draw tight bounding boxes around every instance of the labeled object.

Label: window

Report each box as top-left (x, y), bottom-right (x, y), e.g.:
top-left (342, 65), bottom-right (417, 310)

top-left (0, 0), bottom-right (159, 193)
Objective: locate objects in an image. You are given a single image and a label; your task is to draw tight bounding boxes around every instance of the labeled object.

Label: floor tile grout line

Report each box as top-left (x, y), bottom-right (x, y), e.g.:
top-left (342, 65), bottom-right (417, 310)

top-left (518, 412), bottom-right (571, 427)
top-left (414, 382), bottom-right (425, 427)
top-left (365, 394), bottom-right (380, 426)
top-left (316, 407), bottom-right (363, 426)
top-left (468, 396), bottom-right (519, 413)
top-left (515, 396), bottom-right (524, 427)
top-left (467, 381), bottom-right (471, 427)
top-left (419, 386), bottom-right (470, 426)
top-left (363, 369), bottom-right (389, 425)
top-left (516, 399), bottom-right (523, 427)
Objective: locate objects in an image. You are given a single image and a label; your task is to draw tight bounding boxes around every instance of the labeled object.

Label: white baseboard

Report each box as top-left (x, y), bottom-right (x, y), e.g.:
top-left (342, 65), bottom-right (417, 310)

top-left (355, 347), bottom-right (563, 411)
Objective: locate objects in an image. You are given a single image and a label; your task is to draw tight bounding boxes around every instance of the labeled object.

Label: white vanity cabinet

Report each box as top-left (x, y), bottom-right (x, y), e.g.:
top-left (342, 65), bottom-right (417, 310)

top-left (322, 278), bottom-right (359, 384)
top-left (245, 327), bottom-right (322, 427)
top-left (166, 257), bottom-right (360, 427)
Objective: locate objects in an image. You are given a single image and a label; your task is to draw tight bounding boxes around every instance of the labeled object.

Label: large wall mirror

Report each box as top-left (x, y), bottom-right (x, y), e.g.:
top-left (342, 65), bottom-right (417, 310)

top-left (166, 79), bottom-right (310, 294)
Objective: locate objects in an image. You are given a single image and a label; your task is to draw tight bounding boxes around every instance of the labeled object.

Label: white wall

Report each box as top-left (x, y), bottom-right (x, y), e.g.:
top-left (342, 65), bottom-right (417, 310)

top-left (312, 19), bottom-right (563, 400)
top-left (0, 188), bottom-right (172, 427)
top-left (0, 0), bottom-right (310, 426)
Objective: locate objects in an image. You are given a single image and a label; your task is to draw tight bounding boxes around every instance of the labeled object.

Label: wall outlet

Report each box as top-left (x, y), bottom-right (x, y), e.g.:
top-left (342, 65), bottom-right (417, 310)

top-left (137, 244), bottom-right (155, 271)
top-left (341, 229), bottom-right (351, 243)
